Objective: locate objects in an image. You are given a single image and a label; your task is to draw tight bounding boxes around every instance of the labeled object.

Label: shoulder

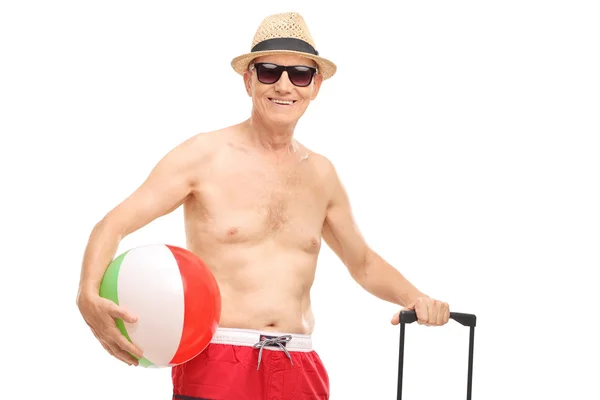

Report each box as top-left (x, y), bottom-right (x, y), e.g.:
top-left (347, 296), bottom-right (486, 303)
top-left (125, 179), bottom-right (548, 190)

top-left (304, 147), bottom-right (340, 183)
top-left (166, 125), bottom-right (235, 165)
top-left (146, 126), bottom-right (236, 187)
top-left (182, 126), bottom-right (230, 152)
top-left (299, 146), bottom-right (345, 203)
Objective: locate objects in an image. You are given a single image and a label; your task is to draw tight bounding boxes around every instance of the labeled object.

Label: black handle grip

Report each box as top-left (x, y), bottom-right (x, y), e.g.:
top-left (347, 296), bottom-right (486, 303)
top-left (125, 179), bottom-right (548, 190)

top-left (399, 309), bottom-right (476, 327)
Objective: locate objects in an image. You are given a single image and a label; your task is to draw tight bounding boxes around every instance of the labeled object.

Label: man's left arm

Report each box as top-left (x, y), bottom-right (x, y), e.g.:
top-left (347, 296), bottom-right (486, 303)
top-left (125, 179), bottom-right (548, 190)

top-left (321, 161), bottom-right (450, 326)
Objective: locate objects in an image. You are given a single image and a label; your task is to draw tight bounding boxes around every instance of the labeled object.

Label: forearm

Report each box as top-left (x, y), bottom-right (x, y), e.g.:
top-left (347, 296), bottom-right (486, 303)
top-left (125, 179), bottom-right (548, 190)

top-left (77, 219), bottom-right (123, 300)
top-left (352, 249), bottom-right (427, 307)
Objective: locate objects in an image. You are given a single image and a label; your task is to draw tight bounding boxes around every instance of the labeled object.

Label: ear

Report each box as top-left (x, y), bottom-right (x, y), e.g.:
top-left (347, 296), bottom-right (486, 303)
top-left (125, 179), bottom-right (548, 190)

top-left (310, 73), bottom-right (323, 100)
top-left (243, 70), bottom-right (253, 97)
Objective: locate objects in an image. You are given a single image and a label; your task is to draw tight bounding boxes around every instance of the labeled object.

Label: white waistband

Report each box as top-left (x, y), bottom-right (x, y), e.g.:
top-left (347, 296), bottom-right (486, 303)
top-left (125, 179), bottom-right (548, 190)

top-left (210, 327), bottom-right (313, 352)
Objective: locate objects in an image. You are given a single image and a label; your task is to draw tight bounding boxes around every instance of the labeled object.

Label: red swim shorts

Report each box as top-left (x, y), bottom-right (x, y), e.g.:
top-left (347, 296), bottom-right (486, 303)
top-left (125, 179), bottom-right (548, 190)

top-left (171, 327), bottom-right (330, 400)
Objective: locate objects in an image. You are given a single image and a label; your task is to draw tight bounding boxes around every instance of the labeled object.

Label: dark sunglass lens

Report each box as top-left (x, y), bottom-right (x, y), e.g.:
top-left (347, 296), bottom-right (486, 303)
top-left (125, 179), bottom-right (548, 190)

top-left (256, 63), bottom-right (282, 84)
top-left (289, 66), bottom-right (313, 86)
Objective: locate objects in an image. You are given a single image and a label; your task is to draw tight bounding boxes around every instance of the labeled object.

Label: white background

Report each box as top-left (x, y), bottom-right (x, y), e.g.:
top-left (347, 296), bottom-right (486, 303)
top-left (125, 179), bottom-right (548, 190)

top-left (1, 1), bottom-right (599, 399)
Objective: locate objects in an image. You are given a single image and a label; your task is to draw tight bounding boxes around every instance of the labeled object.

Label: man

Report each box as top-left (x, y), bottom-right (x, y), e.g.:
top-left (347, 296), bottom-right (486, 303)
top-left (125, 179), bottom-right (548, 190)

top-left (76, 11), bottom-right (450, 399)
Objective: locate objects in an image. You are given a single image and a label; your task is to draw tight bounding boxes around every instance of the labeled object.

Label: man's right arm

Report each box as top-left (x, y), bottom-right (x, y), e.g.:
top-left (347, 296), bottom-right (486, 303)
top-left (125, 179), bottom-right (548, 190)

top-left (76, 134), bottom-right (205, 302)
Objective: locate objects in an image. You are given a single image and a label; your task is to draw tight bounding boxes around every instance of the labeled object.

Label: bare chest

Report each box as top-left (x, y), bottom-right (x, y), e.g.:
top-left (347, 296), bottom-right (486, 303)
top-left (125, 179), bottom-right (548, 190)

top-left (193, 157), bottom-right (328, 251)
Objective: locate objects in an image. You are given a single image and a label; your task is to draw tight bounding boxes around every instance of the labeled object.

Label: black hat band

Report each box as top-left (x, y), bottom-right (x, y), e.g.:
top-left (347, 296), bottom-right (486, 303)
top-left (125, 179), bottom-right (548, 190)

top-left (251, 37), bottom-right (319, 56)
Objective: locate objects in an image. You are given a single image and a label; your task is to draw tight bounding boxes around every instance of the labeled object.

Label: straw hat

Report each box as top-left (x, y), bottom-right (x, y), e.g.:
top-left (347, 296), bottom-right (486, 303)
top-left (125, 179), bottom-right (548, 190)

top-left (231, 12), bottom-right (337, 80)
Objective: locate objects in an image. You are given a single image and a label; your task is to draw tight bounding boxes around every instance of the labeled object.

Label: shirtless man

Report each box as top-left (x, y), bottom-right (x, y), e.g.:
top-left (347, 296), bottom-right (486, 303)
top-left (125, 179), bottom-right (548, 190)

top-left (76, 12), bottom-right (450, 399)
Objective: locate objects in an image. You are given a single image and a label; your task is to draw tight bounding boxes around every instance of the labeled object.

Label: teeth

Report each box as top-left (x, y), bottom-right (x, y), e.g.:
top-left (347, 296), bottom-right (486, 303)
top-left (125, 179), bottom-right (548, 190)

top-left (271, 99), bottom-right (294, 105)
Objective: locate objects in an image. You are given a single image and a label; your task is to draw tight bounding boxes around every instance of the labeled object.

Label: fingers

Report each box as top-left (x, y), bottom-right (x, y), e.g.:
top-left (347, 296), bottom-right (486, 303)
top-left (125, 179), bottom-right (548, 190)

top-left (391, 299), bottom-right (450, 327)
top-left (84, 300), bottom-right (143, 365)
top-left (103, 328), bottom-right (142, 366)
top-left (103, 306), bottom-right (144, 359)
top-left (437, 302), bottom-right (450, 325)
top-left (106, 339), bottom-right (139, 366)
top-left (105, 300), bottom-right (138, 323)
top-left (435, 302), bottom-right (444, 325)
top-left (428, 300), bottom-right (439, 326)
top-left (113, 328), bottom-right (144, 360)
top-left (114, 348), bottom-right (140, 366)
top-left (111, 344), bottom-right (141, 366)
top-left (101, 310), bottom-right (144, 361)
top-left (415, 298), bottom-right (429, 325)
top-left (409, 298), bottom-right (451, 326)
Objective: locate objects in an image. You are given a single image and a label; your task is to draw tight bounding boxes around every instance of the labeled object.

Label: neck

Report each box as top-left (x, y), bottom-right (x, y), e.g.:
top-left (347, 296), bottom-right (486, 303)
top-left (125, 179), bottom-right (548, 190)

top-left (244, 109), bottom-right (298, 153)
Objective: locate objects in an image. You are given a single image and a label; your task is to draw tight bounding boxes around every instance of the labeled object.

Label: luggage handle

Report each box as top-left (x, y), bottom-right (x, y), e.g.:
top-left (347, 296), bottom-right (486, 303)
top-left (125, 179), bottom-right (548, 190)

top-left (400, 310), bottom-right (476, 327)
top-left (397, 310), bottom-right (477, 400)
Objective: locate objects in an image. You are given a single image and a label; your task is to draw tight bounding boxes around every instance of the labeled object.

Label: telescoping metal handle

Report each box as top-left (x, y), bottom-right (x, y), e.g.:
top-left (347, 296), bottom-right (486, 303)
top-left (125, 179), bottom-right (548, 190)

top-left (397, 310), bottom-right (477, 400)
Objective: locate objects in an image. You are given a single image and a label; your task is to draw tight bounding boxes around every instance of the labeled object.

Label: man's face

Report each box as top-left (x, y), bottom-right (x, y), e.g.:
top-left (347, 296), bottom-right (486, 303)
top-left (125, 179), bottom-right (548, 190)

top-left (243, 54), bottom-right (323, 127)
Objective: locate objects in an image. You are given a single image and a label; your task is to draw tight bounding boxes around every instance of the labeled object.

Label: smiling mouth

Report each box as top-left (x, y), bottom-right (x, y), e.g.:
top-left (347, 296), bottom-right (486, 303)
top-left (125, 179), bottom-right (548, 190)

top-left (269, 98), bottom-right (296, 106)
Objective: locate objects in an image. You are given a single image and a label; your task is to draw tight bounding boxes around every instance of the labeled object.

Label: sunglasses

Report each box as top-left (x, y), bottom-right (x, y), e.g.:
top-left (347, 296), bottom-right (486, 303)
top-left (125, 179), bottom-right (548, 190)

top-left (250, 62), bottom-right (317, 87)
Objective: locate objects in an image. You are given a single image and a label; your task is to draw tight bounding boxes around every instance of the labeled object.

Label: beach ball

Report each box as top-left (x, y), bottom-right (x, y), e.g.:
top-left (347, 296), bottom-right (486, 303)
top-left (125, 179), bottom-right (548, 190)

top-left (99, 243), bottom-right (221, 368)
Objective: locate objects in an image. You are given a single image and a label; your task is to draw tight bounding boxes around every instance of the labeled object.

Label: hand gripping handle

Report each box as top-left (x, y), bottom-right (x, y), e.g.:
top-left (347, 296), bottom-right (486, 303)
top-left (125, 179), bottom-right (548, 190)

top-left (397, 310), bottom-right (477, 400)
top-left (399, 310), bottom-right (476, 327)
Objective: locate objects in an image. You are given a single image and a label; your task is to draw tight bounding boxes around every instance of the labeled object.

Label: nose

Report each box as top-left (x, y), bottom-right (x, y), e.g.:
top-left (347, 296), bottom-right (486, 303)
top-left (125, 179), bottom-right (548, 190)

top-left (274, 71), bottom-right (294, 93)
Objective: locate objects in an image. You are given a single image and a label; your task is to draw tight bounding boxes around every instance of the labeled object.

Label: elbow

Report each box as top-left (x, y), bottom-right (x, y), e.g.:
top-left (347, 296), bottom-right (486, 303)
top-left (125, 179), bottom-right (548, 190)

top-left (91, 215), bottom-right (125, 242)
top-left (348, 247), bottom-right (375, 283)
